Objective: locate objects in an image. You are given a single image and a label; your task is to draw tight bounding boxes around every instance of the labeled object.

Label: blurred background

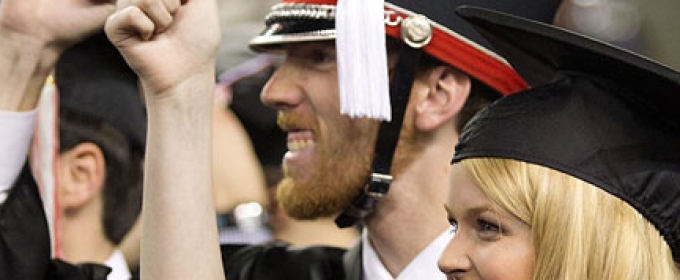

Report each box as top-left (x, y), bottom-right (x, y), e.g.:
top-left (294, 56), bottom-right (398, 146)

top-left (216, 0), bottom-right (680, 72)
top-left (556, 0), bottom-right (680, 71)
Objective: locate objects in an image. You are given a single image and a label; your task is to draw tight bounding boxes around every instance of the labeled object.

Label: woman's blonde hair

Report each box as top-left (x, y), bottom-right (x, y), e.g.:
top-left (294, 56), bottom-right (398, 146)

top-left (462, 158), bottom-right (680, 280)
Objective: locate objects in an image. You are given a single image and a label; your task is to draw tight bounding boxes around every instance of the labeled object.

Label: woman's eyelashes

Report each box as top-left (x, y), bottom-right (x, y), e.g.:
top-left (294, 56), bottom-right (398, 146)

top-left (445, 213), bottom-right (501, 238)
top-left (445, 205), bottom-right (504, 238)
top-left (476, 217), bottom-right (502, 239)
top-left (447, 216), bottom-right (459, 233)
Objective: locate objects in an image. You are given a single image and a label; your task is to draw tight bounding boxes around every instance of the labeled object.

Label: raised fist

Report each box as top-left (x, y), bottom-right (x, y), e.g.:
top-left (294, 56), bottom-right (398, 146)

top-left (105, 0), bottom-right (220, 95)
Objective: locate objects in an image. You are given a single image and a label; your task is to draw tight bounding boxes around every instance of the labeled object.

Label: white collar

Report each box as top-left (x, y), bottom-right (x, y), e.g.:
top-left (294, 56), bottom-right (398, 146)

top-left (104, 250), bottom-right (132, 280)
top-left (362, 228), bottom-right (453, 280)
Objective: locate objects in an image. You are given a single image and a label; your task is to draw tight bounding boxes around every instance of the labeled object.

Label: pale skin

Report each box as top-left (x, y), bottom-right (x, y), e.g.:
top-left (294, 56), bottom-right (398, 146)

top-left (0, 0), bottom-right (115, 111)
top-left (438, 164), bottom-right (534, 280)
top-left (105, 0), bottom-right (224, 279)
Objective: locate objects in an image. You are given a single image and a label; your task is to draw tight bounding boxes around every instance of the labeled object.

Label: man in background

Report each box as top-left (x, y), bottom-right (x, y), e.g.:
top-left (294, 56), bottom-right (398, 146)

top-left (54, 32), bottom-right (145, 280)
top-left (0, 0), bottom-right (118, 278)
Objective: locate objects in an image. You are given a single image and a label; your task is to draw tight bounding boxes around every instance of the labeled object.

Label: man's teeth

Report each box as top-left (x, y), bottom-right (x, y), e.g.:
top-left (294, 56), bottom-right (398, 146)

top-left (287, 139), bottom-right (315, 152)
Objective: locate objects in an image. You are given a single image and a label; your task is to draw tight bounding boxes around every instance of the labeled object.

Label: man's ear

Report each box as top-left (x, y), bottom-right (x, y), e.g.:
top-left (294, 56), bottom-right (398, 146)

top-left (57, 142), bottom-right (106, 210)
top-left (413, 65), bottom-right (471, 131)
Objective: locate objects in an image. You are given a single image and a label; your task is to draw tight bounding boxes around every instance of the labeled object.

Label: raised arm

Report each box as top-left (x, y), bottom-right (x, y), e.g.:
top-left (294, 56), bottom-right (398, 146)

top-left (0, 0), bottom-right (114, 111)
top-left (0, 0), bottom-right (115, 208)
top-left (105, 0), bottom-right (224, 279)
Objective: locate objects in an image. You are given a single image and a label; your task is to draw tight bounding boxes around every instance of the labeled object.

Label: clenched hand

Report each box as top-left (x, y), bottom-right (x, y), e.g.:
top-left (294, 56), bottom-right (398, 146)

top-left (105, 0), bottom-right (220, 96)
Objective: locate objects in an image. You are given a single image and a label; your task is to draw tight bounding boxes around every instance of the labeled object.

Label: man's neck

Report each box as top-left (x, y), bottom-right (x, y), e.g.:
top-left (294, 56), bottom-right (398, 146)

top-left (363, 132), bottom-right (456, 277)
top-left (60, 207), bottom-right (116, 264)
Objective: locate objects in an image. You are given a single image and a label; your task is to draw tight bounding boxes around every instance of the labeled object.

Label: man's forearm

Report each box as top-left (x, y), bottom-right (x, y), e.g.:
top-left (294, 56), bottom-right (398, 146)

top-left (142, 70), bottom-right (225, 280)
top-left (0, 34), bottom-right (58, 111)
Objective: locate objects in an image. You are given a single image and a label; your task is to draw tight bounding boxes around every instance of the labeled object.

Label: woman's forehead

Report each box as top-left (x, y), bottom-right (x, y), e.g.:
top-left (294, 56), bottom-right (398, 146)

top-left (448, 165), bottom-right (494, 213)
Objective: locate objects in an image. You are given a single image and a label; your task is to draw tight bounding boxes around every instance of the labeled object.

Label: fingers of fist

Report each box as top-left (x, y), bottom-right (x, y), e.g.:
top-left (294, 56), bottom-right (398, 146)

top-left (107, 0), bottom-right (181, 41)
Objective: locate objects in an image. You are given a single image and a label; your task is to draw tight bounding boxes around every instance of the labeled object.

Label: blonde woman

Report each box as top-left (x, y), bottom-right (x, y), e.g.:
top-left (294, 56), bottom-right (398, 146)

top-left (439, 7), bottom-right (680, 279)
top-left (443, 159), bottom-right (679, 279)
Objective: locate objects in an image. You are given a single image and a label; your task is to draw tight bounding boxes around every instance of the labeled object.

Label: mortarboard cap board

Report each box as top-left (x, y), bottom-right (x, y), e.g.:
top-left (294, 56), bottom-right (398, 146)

top-left (452, 7), bottom-right (680, 260)
top-left (55, 32), bottom-right (146, 155)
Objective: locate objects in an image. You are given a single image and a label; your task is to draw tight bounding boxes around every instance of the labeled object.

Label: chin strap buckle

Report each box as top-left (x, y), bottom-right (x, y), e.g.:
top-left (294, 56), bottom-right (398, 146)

top-left (334, 173), bottom-right (393, 228)
top-left (365, 173), bottom-right (392, 198)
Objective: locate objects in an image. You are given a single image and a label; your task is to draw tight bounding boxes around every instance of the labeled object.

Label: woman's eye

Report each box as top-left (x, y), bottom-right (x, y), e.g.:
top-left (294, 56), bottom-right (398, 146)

top-left (476, 218), bottom-right (501, 239)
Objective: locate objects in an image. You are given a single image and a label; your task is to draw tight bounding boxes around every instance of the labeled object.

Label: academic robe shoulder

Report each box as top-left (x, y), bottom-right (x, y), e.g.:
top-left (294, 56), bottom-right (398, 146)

top-left (222, 240), bottom-right (360, 280)
top-left (0, 166), bottom-right (110, 280)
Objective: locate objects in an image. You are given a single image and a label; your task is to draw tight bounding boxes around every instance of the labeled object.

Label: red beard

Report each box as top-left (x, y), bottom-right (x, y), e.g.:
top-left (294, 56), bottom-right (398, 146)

top-left (276, 112), bottom-right (379, 219)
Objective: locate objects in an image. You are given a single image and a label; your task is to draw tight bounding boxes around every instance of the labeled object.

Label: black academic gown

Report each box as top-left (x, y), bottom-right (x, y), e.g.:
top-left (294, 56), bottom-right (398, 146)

top-left (222, 240), bottom-right (363, 280)
top-left (0, 166), bottom-right (110, 280)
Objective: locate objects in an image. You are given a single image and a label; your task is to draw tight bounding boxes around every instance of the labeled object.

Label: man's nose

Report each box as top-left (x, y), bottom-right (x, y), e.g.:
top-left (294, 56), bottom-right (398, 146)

top-left (261, 61), bottom-right (304, 111)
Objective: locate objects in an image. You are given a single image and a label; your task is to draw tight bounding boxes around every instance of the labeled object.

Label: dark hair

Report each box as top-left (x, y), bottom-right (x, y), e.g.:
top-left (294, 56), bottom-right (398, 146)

top-left (58, 107), bottom-right (143, 245)
top-left (455, 80), bottom-right (500, 133)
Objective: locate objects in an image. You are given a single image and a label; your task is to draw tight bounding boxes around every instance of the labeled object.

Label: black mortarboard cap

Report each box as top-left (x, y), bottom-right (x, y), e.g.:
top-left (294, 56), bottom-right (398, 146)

top-left (55, 32), bottom-right (146, 154)
top-left (452, 7), bottom-right (680, 259)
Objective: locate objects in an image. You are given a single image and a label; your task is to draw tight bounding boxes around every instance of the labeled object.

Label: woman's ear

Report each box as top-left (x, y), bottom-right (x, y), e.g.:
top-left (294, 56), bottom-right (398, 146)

top-left (57, 142), bottom-right (106, 210)
top-left (414, 65), bottom-right (471, 131)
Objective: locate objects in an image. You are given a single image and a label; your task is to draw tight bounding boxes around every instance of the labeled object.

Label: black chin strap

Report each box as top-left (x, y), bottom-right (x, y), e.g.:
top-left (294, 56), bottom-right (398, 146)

top-left (335, 44), bottom-right (423, 228)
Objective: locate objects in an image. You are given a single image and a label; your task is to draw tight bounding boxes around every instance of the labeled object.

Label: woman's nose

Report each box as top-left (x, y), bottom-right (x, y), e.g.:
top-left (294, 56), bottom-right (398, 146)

top-left (438, 232), bottom-right (473, 276)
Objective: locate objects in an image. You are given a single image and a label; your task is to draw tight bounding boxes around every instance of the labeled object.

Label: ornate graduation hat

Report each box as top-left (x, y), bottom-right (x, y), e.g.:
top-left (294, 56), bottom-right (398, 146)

top-left (452, 7), bottom-right (680, 259)
top-left (55, 32), bottom-right (146, 155)
top-left (251, 0), bottom-right (562, 96)
top-left (251, 0), bottom-right (562, 227)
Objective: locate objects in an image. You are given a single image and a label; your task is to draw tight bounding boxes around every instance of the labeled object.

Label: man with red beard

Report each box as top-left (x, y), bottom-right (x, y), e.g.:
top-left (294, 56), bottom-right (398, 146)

top-left (104, 0), bottom-right (561, 280)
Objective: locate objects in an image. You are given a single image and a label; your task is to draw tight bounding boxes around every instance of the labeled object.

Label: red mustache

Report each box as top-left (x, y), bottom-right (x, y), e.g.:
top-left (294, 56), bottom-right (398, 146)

top-left (277, 112), bottom-right (317, 132)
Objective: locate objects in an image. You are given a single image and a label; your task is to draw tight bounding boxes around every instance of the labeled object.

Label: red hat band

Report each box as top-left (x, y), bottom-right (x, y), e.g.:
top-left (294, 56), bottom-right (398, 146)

top-left (252, 0), bottom-right (529, 95)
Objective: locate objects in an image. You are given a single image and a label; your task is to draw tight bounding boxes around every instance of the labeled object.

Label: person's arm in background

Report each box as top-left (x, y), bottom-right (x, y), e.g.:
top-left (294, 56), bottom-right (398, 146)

top-left (106, 0), bottom-right (225, 279)
top-left (0, 0), bottom-right (114, 111)
top-left (0, 0), bottom-right (114, 204)
top-left (212, 102), bottom-right (268, 214)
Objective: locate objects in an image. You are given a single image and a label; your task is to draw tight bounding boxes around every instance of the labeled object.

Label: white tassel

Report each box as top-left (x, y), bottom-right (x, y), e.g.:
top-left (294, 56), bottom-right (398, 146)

top-left (30, 76), bottom-right (61, 257)
top-left (336, 0), bottom-right (391, 121)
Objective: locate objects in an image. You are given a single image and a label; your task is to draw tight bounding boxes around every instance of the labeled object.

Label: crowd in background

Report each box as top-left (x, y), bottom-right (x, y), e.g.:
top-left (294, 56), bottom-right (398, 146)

top-left (0, 0), bottom-right (679, 279)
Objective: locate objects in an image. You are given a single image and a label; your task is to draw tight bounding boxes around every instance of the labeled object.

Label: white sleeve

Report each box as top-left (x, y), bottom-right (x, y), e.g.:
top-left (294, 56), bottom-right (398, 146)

top-left (0, 109), bottom-right (37, 205)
